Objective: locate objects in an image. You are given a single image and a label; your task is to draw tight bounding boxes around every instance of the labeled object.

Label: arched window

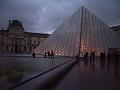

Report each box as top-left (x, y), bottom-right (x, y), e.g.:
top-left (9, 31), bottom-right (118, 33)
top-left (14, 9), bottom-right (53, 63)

top-left (6, 46), bottom-right (8, 52)
top-left (24, 46), bottom-right (26, 52)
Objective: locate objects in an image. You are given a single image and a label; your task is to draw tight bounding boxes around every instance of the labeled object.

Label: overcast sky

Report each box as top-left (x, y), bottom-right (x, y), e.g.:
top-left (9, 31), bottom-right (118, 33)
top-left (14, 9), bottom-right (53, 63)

top-left (0, 0), bottom-right (120, 34)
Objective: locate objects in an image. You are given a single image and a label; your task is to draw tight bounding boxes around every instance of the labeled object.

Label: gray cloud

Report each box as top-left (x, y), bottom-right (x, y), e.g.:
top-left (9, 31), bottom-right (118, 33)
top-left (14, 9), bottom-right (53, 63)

top-left (0, 0), bottom-right (120, 33)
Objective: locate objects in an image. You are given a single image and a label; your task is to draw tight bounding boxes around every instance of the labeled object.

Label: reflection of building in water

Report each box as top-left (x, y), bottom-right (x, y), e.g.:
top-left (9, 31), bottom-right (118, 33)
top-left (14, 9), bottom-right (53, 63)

top-left (7, 68), bottom-right (24, 84)
top-left (0, 20), bottom-right (49, 53)
top-left (34, 6), bottom-right (120, 56)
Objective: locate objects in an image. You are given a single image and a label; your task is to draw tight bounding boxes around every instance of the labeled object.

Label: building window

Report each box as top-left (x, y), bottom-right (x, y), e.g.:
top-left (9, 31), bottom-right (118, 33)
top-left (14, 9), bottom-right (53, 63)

top-left (30, 46), bottom-right (32, 52)
top-left (34, 41), bottom-right (36, 44)
top-left (6, 46), bottom-right (8, 51)
top-left (24, 47), bottom-right (26, 52)
top-left (15, 41), bottom-right (18, 44)
top-left (38, 41), bottom-right (40, 44)
top-left (19, 48), bottom-right (21, 52)
top-left (10, 34), bottom-right (14, 38)
top-left (11, 47), bottom-right (13, 52)
top-left (30, 40), bottom-right (31, 44)
top-left (20, 40), bottom-right (21, 44)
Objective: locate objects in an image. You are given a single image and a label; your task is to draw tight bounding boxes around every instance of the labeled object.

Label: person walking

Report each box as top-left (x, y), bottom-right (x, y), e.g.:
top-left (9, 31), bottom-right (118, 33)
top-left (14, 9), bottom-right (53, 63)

top-left (48, 51), bottom-right (50, 58)
top-left (92, 51), bottom-right (95, 65)
top-left (90, 52), bottom-right (92, 66)
top-left (32, 52), bottom-right (35, 58)
top-left (44, 52), bottom-right (47, 58)
top-left (50, 50), bottom-right (54, 58)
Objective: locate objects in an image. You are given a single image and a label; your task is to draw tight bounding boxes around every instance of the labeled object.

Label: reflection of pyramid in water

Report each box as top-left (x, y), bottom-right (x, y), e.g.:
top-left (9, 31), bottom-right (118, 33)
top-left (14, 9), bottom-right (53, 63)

top-left (34, 6), bottom-right (119, 56)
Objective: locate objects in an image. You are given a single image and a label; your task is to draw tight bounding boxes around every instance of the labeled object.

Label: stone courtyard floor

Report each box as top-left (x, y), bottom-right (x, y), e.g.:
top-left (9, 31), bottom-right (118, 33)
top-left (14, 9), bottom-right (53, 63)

top-left (0, 56), bottom-right (120, 90)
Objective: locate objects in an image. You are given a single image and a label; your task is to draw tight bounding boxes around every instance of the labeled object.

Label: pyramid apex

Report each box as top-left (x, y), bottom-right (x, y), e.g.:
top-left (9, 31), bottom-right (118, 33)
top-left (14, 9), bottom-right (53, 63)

top-left (81, 6), bottom-right (86, 8)
top-left (81, 6), bottom-right (84, 8)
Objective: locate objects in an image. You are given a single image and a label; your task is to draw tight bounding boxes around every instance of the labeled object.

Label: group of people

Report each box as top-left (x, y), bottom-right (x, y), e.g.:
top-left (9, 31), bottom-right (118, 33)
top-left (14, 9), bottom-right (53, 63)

top-left (84, 52), bottom-right (95, 59)
top-left (83, 51), bottom-right (96, 65)
top-left (100, 51), bottom-right (120, 66)
top-left (82, 51), bottom-right (120, 66)
top-left (82, 51), bottom-right (119, 77)
top-left (44, 50), bottom-right (54, 58)
top-left (100, 52), bottom-right (106, 65)
top-left (32, 50), bottom-right (54, 58)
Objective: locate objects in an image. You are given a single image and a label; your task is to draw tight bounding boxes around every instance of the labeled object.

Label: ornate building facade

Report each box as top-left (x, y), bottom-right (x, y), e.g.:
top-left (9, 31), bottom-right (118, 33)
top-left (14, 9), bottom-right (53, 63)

top-left (0, 20), bottom-right (49, 53)
top-left (111, 25), bottom-right (120, 39)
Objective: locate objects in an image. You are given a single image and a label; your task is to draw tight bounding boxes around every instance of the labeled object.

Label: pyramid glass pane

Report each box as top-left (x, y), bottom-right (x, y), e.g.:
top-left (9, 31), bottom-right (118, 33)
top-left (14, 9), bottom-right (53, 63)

top-left (34, 7), bottom-right (120, 57)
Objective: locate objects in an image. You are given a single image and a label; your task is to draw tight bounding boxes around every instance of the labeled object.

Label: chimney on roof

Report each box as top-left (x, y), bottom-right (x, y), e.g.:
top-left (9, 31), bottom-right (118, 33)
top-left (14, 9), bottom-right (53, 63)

top-left (9, 20), bottom-right (11, 25)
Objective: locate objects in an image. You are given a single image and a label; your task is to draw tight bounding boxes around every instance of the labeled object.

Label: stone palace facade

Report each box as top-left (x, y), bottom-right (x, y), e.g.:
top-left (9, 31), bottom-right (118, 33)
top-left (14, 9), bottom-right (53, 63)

top-left (0, 20), bottom-right (49, 53)
top-left (111, 25), bottom-right (120, 39)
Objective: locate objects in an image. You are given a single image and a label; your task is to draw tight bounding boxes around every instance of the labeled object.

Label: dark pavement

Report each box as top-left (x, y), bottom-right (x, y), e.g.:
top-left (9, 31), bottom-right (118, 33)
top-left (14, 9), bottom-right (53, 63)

top-left (55, 57), bottom-right (120, 90)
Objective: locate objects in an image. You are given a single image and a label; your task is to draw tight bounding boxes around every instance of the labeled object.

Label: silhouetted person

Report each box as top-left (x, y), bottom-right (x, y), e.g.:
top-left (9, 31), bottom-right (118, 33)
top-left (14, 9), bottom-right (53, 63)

top-left (115, 52), bottom-right (119, 67)
top-left (107, 52), bottom-right (111, 62)
top-left (119, 53), bottom-right (120, 64)
top-left (110, 52), bottom-right (114, 64)
top-left (44, 52), bottom-right (47, 58)
top-left (100, 52), bottom-right (106, 69)
top-left (32, 52), bottom-right (35, 58)
top-left (103, 52), bottom-right (106, 58)
top-left (92, 51), bottom-right (95, 65)
top-left (84, 52), bottom-right (89, 58)
top-left (114, 52), bottom-right (119, 77)
top-left (50, 50), bottom-right (54, 58)
top-left (76, 55), bottom-right (79, 60)
top-left (113, 52), bottom-right (116, 64)
top-left (107, 52), bottom-right (111, 69)
top-left (100, 52), bottom-right (103, 65)
top-left (84, 52), bottom-right (89, 66)
top-left (103, 52), bottom-right (106, 64)
top-left (48, 51), bottom-right (50, 58)
top-left (90, 52), bottom-right (92, 66)
top-left (100, 52), bottom-right (103, 60)
top-left (92, 52), bottom-right (95, 60)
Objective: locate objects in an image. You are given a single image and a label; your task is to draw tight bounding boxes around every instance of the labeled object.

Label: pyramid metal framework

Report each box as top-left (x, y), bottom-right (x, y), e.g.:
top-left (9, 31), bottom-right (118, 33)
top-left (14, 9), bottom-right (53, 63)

top-left (34, 7), bottom-right (120, 56)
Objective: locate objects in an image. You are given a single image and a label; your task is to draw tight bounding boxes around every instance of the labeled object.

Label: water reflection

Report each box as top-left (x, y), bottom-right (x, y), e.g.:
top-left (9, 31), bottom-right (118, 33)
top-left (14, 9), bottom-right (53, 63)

top-left (114, 58), bottom-right (119, 78)
top-left (99, 55), bottom-right (119, 78)
top-left (82, 56), bottom-right (120, 78)
top-left (0, 56), bottom-right (71, 89)
top-left (7, 67), bottom-right (24, 84)
top-left (5, 58), bottom-right (25, 85)
top-left (89, 56), bottom-right (95, 69)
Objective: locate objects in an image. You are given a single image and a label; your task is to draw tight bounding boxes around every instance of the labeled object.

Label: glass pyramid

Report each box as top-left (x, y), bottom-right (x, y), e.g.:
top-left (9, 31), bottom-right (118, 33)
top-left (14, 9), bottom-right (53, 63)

top-left (34, 6), bottom-right (120, 57)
